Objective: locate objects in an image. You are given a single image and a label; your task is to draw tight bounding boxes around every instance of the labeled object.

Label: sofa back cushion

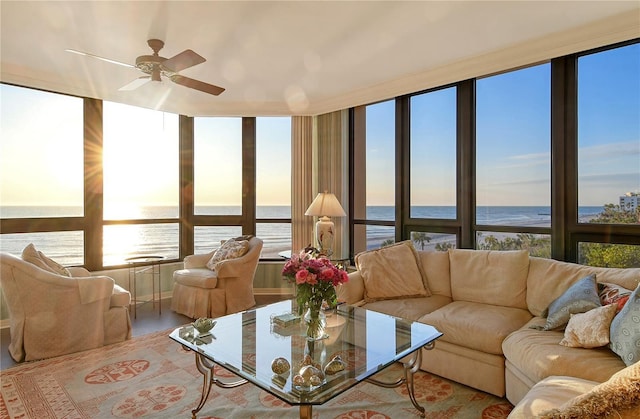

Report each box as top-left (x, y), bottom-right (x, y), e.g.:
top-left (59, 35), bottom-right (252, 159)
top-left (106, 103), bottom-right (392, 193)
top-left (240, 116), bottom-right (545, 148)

top-left (417, 250), bottom-right (451, 298)
top-left (448, 249), bottom-right (529, 308)
top-left (527, 257), bottom-right (640, 317)
top-left (355, 240), bottom-right (430, 303)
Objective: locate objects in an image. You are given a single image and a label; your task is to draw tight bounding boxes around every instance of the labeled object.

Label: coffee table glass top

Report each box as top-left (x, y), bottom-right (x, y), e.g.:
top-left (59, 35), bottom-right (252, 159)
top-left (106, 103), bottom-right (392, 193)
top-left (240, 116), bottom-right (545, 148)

top-left (170, 300), bottom-right (442, 406)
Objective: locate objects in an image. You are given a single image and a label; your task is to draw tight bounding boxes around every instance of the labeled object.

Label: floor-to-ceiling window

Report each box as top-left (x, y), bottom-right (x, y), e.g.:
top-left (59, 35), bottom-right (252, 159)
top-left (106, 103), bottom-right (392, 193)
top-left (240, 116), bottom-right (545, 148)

top-left (575, 42), bottom-right (640, 267)
top-left (352, 100), bottom-right (396, 254)
top-left (475, 63), bottom-right (551, 257)
top-left (0, 85), bottom-right (293, 268)
top-left (102, 102), bottom-right (180, 266)
top-left (408, 86), bottom-right (458, 251)
top-left (256, 117), bottom-right (292, 258)
top-left (193, 117), bottom-right (244, 254)
top-left (348, 40), bottom-right (638, 267)
top-left (0, 84), bottom-right (84, 265)
top-left (2, 40), bottom-right (638, 270)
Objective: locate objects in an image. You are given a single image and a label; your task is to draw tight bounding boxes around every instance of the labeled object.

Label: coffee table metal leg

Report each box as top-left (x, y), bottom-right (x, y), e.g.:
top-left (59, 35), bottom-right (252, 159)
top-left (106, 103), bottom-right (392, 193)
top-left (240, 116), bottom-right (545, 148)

top-left (299, 405), bottom-right (312, 419)
top-left (366, 342), bottom-right (436, 418)
top-left (191, 351), bottom-right (248, 418)
top-left (192, 352), bottom-right (215, 418)
top-left (403, 348), bottom-right (425, 417)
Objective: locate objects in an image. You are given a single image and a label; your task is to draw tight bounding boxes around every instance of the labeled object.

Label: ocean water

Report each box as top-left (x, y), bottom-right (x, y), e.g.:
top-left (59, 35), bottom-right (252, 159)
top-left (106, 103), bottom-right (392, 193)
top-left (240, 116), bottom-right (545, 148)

top-left (0, 205), bottom-right (604, 266)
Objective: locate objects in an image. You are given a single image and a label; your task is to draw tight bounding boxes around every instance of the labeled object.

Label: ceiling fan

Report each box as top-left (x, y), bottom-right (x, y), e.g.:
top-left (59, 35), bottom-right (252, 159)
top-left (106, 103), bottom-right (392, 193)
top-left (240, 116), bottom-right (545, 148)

top-left (66, 39), bottom-right (225, 96)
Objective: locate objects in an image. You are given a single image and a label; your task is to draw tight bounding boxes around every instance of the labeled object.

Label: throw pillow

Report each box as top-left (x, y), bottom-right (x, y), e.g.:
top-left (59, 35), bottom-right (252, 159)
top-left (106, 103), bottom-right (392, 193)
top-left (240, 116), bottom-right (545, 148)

top-left (206, 239), bottom-right (250, 271)
top-left (559, 304), bottom-right (618, 348)
top-left (542, 274), bottom-right (601, 331)
top-left (610, 283), bottom-right (640, 366)
top-left (354, 240), bottom-right (431, 303)
top-left (598, 282), bottom-right (632, 313)
top-left (538, 361), bottom-right (640, 419)
top-left (21, 243), bottom-right (70, 276)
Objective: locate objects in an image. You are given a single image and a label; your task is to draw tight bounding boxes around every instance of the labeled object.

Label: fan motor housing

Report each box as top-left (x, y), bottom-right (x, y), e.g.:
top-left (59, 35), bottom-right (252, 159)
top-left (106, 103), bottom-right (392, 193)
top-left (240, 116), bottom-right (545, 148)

top-left (135, 55), bottom-right (172, 75)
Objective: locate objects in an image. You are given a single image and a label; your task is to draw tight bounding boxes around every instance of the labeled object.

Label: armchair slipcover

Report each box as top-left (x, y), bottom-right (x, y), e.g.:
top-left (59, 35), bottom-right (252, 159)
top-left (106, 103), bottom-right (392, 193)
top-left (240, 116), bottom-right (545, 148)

top-left (0, 252), bottom-right (132, 362)
top-left (171, 236), bottom-right (263, 318)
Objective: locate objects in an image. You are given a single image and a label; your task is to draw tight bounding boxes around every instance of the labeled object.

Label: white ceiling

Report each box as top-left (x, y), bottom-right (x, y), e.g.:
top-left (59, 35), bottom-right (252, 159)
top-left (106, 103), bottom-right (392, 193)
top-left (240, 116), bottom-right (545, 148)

top-left (1, 1), bottom-right (638, 117)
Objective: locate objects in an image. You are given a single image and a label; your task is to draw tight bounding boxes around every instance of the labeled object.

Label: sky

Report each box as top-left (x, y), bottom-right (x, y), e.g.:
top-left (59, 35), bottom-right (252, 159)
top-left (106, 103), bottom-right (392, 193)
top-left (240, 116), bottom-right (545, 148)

top-left (1, 43), bottom-right (638, 209)
top-left (366, 43), bottom-right (639, 206)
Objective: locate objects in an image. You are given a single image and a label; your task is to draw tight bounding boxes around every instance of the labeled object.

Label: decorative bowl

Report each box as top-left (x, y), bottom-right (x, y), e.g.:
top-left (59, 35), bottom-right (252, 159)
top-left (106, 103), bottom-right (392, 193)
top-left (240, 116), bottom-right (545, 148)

top-left (293, 365), bottom-right (325, 388)
top-left (192, 318), bottom-right (216, 334)
top-left (271, 357), bottom-right (291, 375)
top-left (323, 355), bottom-right (346, 375)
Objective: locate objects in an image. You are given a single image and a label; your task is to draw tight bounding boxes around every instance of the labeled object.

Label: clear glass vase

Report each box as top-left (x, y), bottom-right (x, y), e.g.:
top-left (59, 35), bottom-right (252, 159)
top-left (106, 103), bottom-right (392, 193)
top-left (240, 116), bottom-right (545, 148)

top-left (304, 306), bottom-right (327, 341)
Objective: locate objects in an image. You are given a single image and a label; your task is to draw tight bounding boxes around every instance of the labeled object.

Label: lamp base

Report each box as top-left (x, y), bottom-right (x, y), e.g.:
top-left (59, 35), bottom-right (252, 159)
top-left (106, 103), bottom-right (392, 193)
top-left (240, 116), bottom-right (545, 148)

top-left (315, 216), bottom-right (334, 256)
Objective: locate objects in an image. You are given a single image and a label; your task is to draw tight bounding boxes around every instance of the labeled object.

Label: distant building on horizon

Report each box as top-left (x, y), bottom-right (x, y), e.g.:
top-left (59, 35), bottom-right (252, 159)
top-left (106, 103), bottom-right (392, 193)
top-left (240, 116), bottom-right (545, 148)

top-left (619, 192), bottom-right (640, 212)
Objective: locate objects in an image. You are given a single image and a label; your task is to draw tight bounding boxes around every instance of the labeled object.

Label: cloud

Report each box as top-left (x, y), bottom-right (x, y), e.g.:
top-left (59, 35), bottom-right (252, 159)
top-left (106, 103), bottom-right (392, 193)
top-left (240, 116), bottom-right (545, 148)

top-left (491, 139), bottom-right (639, 172)
top-left (579, 140), bottom-right (639, 159)
top-left (579, 172), bottom-right (639, 186)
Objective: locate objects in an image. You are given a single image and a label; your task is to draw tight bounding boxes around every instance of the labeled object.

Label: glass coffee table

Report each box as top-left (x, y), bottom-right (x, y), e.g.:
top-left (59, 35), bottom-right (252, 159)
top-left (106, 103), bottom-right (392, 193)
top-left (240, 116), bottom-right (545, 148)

top-left (170, 300), bottom-right (442, 419)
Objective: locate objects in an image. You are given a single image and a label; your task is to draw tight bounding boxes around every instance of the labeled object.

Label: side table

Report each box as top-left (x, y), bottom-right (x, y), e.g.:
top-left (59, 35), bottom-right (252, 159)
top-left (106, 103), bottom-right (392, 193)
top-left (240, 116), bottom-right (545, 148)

top-left (125, 255), bottom-right (164, 319)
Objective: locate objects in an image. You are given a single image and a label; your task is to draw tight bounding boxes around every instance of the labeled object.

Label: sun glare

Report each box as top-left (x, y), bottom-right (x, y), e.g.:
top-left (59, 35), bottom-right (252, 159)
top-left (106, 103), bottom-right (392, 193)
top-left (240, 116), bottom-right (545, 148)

top-left (103, 224), bottom-right (143, 265)
top-left (103, 203), bottom-right (144, 220)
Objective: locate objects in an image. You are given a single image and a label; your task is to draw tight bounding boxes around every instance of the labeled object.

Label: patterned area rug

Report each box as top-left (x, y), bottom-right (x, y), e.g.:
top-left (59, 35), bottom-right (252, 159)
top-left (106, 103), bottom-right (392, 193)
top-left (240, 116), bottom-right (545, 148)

top-left (0, 329), bottom-right (513, 418)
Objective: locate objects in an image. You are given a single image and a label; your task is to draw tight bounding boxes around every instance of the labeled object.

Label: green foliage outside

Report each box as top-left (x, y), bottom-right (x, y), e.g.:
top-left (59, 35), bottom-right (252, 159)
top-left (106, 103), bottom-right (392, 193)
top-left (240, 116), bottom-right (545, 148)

top-left (588, 203), bottom-right (639, 224)
top-left (476, 232), bottom-right (551, 258)
top-left (411, 232), bottom-right (431, 250)
top-left (380, 239), bottom-right (395, 248)
top-left (579, 242), bottom-right (640, 268)
top-left (578, 204), bottom-right (640, 268)
top-left (379, 232), bottom-right (435, 250)
top-left (435, 242), bottom-right (456, 251)
top-left (476, 204), bottom-right (639, 267)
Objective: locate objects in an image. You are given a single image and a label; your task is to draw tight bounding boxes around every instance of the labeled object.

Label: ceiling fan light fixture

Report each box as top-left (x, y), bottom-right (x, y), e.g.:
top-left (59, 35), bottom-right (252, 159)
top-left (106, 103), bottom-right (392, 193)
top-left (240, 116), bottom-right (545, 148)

top-left (151, 67), bottom-right (162, 82)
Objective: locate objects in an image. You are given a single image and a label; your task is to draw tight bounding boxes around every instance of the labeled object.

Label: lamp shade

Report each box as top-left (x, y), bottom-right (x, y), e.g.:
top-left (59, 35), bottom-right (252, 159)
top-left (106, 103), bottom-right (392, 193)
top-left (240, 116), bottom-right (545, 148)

top-left (305, 192), bottom-right (345, 256)
top-left (304, 192), bottom-right (346, 217)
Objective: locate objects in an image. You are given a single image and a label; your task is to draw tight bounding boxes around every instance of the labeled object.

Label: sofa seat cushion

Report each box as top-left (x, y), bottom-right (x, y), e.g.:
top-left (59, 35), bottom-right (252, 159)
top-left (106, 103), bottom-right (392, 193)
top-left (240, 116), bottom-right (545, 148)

top-left (503, 317), bottom-right (626, 384)
top-left (363, 295), bottom-right (452, 322)
top-left (110, 284), bottom-right (131, 307)
top-left (419, 301), bottom-right (532, 355)
top-left (508, 376), bottom-right (597, 419)
top-left (173, 268), bottom-right (218, 288)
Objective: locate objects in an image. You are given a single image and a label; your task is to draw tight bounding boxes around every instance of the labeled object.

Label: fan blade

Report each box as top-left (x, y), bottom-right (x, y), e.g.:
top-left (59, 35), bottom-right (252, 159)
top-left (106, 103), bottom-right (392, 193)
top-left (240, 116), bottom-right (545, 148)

top-left (65, 49), bottom-right (134, 68)
top-left (119, 76), bottom-right (152, 91)
top-left (162, 49), bottom-right (205, 73)
top-left (170, 75), bottom-right (225, 96)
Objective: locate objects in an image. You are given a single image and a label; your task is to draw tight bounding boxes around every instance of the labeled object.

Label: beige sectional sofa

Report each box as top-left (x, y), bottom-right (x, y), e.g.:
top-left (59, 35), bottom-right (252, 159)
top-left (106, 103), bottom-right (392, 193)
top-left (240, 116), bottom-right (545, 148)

top-left (336, 241), bottom-right (640, 416)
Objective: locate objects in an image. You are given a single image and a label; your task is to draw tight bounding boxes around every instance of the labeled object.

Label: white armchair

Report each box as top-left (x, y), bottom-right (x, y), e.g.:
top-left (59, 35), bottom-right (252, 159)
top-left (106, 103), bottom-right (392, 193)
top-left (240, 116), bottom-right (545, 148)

top-left (0, 252), bottom-right (131, 362)
top-left (171, 236), bottom-right (263, 318)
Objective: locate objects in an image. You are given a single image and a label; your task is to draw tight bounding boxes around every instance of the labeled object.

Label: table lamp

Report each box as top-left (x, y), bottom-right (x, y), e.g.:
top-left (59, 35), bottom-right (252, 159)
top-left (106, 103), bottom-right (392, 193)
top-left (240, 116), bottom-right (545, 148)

top-left (305, 191), bottom-right (346, 256)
